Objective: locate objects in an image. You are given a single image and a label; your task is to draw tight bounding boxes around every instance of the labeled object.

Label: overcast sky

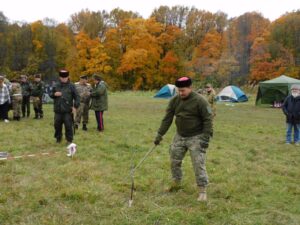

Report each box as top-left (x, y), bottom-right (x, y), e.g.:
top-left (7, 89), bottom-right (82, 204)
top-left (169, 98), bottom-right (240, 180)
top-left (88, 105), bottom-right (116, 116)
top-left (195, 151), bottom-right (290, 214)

top-left (2, 0), bottom-right (299, 23)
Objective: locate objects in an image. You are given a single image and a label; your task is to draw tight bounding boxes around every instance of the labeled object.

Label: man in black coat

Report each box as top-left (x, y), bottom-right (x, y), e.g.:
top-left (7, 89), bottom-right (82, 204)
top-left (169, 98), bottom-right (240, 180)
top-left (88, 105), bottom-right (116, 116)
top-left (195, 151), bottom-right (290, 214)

top-left (282, 84), bottom-right (300, 145)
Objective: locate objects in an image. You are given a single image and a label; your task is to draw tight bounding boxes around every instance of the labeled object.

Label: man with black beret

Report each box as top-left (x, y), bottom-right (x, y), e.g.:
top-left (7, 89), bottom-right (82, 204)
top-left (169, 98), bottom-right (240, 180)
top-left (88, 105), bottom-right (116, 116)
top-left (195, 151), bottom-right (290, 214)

top-left (50, 69), bottom-right (80, 144)
top-left (154, 76), bottom-right (213, 201)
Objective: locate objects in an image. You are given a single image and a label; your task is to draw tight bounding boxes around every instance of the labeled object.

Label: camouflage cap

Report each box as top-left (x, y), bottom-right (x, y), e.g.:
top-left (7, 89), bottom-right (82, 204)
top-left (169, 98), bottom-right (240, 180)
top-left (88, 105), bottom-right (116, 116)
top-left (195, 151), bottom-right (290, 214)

top-left (93, 74), bottom-right (102, 81)
top-left (80, 75), bottom-right (88, 79)
top-left (205, 83), bottom-right (212, 88)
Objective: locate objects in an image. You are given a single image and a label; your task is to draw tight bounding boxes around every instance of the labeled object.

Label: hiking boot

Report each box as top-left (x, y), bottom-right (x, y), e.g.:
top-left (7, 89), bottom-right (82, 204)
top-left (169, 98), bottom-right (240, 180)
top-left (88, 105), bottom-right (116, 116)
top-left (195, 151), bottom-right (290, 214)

top-left (56, 138), bottom-right (62, 143)
top-left (166, 180), bottom-right (182, 192)
top-left (82, 124), bottom-right (87, 131)
top-left (197, 186), bottom-right (207, 202)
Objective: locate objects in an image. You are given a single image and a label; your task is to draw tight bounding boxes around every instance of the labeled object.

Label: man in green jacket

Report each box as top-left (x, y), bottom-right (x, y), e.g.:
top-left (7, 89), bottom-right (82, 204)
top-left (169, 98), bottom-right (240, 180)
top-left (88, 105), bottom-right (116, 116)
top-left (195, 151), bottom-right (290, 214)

top-left (50, 70), bottom-right (80, 143)
top-left (90, 74), bottom-right (108, 132)
top-left (154, 77), bottom-right (213, 201)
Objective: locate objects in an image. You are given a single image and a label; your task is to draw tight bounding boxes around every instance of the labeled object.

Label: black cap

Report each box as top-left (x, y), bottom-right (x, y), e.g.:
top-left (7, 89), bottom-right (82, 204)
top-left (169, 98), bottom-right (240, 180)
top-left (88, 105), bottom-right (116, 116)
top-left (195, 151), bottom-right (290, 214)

top-left (59, 69), bottom-right (69, 77)
top-left (34, 74), bottom-right (41, 78)
top-left (80, 75), bottom-right (88, 80)
top-left (93, 74), bottom-right (102, 81)
top-left (175, 77), bottom-right (192, 88)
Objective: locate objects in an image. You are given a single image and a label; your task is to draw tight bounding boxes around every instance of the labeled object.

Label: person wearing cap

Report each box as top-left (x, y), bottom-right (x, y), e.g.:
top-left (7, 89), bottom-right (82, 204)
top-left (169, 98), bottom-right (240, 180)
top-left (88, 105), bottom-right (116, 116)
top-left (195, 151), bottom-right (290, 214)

top-left (75, 75), bottom-right (92, 131)
top-left (20, 75), bottom-right (32, 118)
top-left (10, 77), bottom-right (23, 121)
top-left (0, 76), bottom-right (11, 122)
top-left (204, 83), bottom-right (216, 118)
top-left (50, 70), bottom-right (80, 144)
top-left (90, 74), bottom-right (108, 132)
top-left (282, 84), bottom-right (300, 145)
top-left (154, 76), bottom-right (213, 201)
top-left (31, 74), bottom-right (44, 119)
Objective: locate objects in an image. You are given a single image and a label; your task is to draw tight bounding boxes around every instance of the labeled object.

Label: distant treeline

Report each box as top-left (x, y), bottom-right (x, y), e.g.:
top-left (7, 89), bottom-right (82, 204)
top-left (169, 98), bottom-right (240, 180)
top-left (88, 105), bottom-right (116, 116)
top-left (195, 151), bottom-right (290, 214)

top-left (0, 7), bottom-right (299, 89)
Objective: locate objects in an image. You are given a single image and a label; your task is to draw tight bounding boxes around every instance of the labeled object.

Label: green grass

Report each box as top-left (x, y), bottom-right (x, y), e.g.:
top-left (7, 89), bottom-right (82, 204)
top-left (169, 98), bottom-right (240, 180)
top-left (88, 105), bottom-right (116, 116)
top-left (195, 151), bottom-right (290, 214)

top-left (0, 92), bottom-right (299, 225)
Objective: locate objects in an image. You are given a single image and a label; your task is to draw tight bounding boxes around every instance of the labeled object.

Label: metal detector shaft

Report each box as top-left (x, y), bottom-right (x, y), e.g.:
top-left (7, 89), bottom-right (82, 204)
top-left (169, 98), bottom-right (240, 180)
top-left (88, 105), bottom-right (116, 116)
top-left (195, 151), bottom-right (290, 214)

top-left (131, 145), bottom-right (157, 174)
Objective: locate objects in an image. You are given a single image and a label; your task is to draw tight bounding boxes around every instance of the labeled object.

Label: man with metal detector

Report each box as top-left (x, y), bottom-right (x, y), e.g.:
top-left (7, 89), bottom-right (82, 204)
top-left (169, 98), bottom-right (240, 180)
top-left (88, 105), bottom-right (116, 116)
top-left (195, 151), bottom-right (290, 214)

top-left (50, 70), bottom-right (80, 144)
top-left (154, 76), bottom-right (213, 202)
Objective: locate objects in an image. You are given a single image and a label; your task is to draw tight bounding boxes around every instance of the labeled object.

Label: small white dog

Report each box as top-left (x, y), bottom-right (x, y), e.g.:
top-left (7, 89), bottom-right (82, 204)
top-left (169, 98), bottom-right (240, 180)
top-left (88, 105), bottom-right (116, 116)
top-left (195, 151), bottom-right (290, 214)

top-left (67, 143), bottom-right (77, 157)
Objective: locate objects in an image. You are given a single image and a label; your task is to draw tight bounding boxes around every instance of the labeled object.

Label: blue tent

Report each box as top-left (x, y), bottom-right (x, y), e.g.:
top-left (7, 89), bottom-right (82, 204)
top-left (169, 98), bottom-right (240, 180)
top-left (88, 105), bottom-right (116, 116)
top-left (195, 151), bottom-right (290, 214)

top-left (154, 84), bottom-right (176, 98)
top-left (216, 85), bottom-right (248, 102)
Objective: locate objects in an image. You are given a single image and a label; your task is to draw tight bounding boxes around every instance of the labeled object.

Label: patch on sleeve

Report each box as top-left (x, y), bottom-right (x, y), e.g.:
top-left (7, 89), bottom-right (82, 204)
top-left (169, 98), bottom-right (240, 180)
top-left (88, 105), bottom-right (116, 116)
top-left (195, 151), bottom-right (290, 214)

top-left (206, 106), bottom-right (212, 114)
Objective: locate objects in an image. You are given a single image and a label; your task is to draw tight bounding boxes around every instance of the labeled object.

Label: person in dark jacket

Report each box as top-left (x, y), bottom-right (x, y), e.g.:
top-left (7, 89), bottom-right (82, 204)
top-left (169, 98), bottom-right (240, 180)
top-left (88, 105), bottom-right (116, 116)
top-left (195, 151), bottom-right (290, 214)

top-left (50, 70), bottom-right (80, 144)
top-left (282, 84), bottom-right (300, 145)
top-left (20, 75), bottom-right (32, 118)
top-left (154, 77), bottom-right (212, 201)
top-left (90, 74), bottom-right (108, 132)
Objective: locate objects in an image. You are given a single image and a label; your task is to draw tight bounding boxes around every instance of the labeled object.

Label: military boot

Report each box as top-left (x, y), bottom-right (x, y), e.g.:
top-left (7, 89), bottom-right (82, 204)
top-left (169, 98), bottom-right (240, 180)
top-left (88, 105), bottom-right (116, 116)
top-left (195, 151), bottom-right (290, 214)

top-left (197, 186), bottom-right (207, 202)
top-left (166, 180), bottom-right (182, 192)
top-left (82, 124), bottom-right (87, 131)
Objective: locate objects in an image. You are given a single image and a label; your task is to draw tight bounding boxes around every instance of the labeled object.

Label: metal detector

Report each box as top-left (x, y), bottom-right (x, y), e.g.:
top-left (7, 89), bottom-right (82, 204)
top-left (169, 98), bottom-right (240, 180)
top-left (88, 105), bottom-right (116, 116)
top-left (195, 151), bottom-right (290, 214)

top-left (129, 145), bottom-right (157, 207)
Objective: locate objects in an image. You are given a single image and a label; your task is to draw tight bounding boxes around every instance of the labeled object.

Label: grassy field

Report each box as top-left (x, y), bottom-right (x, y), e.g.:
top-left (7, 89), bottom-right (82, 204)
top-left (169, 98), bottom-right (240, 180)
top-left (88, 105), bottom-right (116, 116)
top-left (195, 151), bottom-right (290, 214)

top-left (0, 92), bottom-right (299, 225)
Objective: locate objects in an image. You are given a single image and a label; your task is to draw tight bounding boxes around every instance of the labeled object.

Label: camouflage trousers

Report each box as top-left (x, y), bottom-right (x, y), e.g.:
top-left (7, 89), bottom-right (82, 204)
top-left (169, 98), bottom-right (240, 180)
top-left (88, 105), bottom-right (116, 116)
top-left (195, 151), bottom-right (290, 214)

top-left (32, 96), bottom-right (43, 118)
top-left (170, 133), bottom-right (208, 187)
top-left (75, 102), bottom-right (89, 125)
top-left (12, 96), bottom-right (22, 117)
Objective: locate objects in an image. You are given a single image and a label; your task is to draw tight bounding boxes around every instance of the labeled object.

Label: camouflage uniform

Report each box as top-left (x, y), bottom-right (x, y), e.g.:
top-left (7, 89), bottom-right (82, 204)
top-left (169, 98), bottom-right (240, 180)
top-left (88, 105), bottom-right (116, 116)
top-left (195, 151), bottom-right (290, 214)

top-left (11, 81), bottom-right (22, 120)
top-left (31, 79), bottom-right (44, 119)
top-left (204, 89), bottom-right (216, 118)
top-left (155, 91), bottom-right (212, 187)
top-left (170, 134), bottom-right (208, 187)
top-left (75, 82), bottom-right (91, 128)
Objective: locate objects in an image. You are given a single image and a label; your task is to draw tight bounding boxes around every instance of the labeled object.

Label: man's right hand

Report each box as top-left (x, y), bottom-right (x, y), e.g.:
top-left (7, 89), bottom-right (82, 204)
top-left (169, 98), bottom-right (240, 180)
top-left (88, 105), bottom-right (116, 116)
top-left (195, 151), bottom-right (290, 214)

top-left (154, 134), bottom-right (163, 145)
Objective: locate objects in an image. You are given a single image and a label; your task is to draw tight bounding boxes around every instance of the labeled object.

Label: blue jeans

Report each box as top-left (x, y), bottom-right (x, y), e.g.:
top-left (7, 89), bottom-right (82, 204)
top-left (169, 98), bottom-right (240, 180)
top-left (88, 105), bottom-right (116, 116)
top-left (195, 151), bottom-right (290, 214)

top-left (286, 123), bottom-right (300, 143)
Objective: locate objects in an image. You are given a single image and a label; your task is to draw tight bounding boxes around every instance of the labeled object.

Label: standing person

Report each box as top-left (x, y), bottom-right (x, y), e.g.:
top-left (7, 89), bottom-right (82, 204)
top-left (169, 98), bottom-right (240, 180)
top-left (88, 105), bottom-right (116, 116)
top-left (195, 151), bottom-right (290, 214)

top-left (20, 75), bottom-right (32, 118)
top-left (31, 74), bottom-right (44, 119)
top-left (11, 78), bottom-right (22, 121)
top-left (282, 84), bottom-right (300, 145)
top-left (90, 75), bottom-right (108, 132)
top-left (154, 77), bottom-right (213, 201)
top-left (0, 76), bottom-right (11, 123)
top-left (204, 83), bottom-right (216, 118)
top-left (50, 70), bottom-right (80, 144)
top-left (75, 75), bottom-right (91, 131)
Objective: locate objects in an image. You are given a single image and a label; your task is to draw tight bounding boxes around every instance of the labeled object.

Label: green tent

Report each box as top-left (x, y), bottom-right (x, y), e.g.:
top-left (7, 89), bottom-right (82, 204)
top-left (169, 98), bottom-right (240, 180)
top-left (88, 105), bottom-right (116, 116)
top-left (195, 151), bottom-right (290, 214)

top-left (256, 75), bottom-right (300, 105)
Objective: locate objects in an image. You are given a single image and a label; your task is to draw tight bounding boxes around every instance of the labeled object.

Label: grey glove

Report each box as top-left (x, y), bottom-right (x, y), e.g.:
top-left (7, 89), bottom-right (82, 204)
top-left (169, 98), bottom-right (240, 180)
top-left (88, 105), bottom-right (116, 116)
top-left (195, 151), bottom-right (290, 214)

top-left (154, 134), bottom-right (163, 145)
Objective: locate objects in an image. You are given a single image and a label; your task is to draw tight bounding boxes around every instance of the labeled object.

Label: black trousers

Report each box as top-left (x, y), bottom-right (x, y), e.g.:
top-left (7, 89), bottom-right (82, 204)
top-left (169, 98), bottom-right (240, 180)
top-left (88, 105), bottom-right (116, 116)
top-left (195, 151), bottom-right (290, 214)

top-left (0, 101), bottom-right (9, 120)
top-left (95, 111), bottom-right (104, 131)
top-left (54, 113), bottom-right (73, 142)
top-left (22, 96), bottom-right (30, 117)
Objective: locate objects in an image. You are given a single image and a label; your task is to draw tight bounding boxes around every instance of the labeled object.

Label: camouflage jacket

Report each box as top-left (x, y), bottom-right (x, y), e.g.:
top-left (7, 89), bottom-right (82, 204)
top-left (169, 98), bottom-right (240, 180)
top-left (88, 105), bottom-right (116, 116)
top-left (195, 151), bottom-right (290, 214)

top-left (11, 82), bottom-right (22, 97)
top-left (75, 82), bottom-right (92, 104)
top-left (31, 81), bottom-right (44, 97)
